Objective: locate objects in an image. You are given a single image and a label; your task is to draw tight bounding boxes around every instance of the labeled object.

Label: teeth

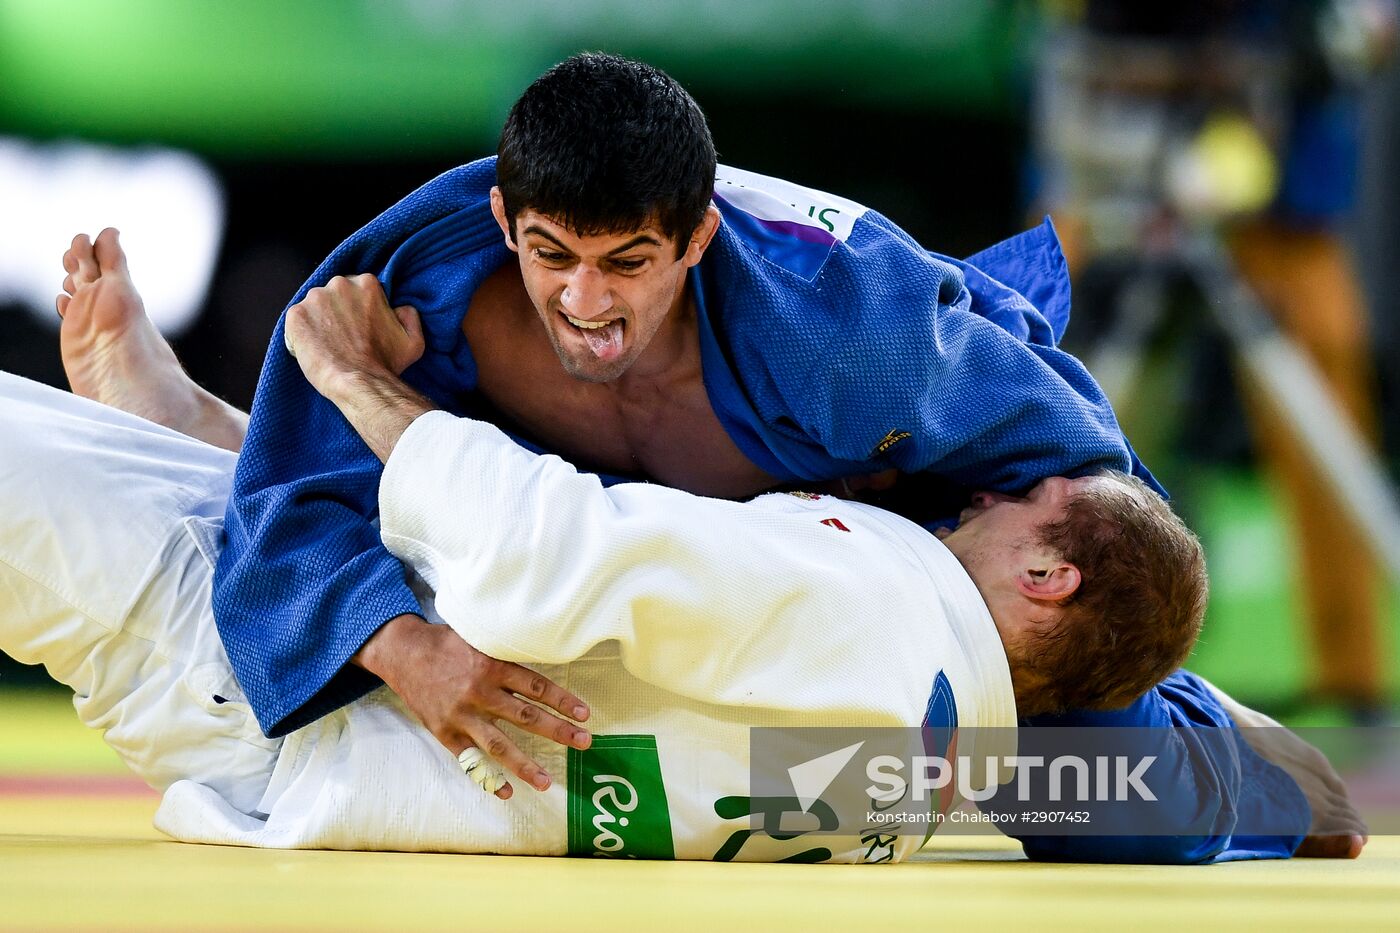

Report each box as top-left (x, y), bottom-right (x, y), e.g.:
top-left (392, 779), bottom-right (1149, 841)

top-left (565, 314), bottom-right (616, 330)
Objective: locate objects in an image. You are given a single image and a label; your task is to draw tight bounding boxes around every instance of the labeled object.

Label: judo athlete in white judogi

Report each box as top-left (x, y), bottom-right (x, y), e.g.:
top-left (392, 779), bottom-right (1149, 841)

top-left (0, 368), bottom-right (1186, 862)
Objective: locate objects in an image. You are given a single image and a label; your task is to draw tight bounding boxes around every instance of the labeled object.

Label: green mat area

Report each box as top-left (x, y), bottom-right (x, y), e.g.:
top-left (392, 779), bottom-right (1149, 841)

top-left (0, 692), bottom-right (130, 777)
top-left (1185, 468), bottom-right (1397, 720)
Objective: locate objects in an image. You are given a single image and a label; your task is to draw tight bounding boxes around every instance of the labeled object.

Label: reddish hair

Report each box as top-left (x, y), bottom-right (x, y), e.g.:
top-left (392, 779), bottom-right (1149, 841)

top-left (1021, 471), bottom-right (1208, 713)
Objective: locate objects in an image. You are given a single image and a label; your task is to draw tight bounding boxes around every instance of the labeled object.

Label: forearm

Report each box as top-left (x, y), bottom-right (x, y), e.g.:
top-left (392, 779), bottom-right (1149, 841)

top-left (323, 371), bottom-right (436, 464)
top-left (351, 612), bottom-right (429, 679)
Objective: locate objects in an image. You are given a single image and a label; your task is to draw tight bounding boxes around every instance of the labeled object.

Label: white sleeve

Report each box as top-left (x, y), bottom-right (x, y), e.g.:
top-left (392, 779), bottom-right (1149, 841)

top-left (376, 412), bottom-right (915, 716)
top-left (378, 410), bottom-right (638, 663)
top-left (379, 412), bottom-right (790, 675)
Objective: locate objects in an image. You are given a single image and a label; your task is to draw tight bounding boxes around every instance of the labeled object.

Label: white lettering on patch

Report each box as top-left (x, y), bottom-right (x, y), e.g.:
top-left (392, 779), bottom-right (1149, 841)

top-left (715, 164), bottom-right (868, 242)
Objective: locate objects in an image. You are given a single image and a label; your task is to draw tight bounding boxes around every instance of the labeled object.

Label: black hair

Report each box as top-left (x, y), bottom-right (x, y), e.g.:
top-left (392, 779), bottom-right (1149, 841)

top-left (496, 52), bottom-right (716, 253)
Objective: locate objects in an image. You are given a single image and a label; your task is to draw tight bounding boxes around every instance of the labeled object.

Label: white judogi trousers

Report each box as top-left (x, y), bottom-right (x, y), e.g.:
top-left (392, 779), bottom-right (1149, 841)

top-left (0, 372), bottom-right (277, 814)
top-left (0, 374), bottom-right (1015, 861)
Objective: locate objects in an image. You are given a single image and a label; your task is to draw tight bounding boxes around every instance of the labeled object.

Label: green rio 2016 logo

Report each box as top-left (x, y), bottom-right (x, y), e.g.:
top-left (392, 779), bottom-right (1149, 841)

top-left (568, 735), bottom-right (675, 859)
top-left (588, 774), bottom-right (637, 854)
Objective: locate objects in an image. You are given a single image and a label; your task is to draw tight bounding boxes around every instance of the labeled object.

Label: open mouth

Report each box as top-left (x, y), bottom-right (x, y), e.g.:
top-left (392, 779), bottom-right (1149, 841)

top-left (561, 312), bottom-right (626, 361)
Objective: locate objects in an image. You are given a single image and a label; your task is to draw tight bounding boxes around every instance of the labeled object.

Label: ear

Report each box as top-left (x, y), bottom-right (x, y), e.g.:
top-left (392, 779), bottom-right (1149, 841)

top-left (1015, 561), bottom-right (1081, 603)
top-left (489, 187), bottom-right (519, 252)
top-left (680, 204), bottom-right (722, 268)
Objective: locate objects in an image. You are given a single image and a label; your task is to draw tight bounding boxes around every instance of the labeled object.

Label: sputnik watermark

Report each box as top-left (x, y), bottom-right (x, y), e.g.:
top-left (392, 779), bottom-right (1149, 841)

top-left (748, 725), bottom-right (1318, 839)
top-left (865, 754), bottom-right (1157, 803)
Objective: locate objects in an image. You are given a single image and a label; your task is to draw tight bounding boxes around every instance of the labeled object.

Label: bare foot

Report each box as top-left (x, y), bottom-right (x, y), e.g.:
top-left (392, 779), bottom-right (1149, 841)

top-left (1250, 727), bottom-right (1368, 859)
top-left (1202, 678), bottom-right (1368, 859)
top-left (1294, 832), bottom-right (1367, 859)
top-left (57, 229), bottom-right (247, 452)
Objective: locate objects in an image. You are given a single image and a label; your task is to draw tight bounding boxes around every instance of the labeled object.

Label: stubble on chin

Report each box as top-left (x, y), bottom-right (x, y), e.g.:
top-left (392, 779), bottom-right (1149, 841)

top-left (550, 337), bottom-right (629, 383)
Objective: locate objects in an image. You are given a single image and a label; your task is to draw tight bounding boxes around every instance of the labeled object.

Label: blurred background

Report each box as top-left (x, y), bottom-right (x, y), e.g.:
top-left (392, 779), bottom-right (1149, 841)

top-left (1, 0), bottom-right (1397, 723)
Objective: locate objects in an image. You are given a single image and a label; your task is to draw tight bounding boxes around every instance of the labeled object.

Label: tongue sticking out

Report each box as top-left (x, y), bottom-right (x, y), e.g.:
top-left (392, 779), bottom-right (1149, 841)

top-left (580, 320), bottom-right (625, 361)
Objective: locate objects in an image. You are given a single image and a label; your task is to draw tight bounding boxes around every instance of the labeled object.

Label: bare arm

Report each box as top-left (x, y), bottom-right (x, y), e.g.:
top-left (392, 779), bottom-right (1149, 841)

top-left (281, 273), bottom-right (434, 462)
top-left (315, 370), bottom-right (432, 464)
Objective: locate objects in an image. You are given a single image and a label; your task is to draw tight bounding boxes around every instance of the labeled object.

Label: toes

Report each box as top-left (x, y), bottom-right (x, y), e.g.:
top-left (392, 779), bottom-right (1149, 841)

top-left (56, 294), bottom-right (70, 319)
top-left (1296, 832), bottom-right (1367, 858)
top-left (63, 250), bottom-right (78, 274)
top-left (69, 232), bottom-right (92, 261)
top-left (94, 228), bottom-right (128, 276)
top-left (61, 273), bottom-right (75, 296)
top-left (70, 233), bottom-right (99, 287)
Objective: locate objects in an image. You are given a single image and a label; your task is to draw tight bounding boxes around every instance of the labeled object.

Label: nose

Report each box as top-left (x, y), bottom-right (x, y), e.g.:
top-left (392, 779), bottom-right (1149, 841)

top-left (560, 265), bottom-right (611, 319)
top-left (971, 490), bottom-right (1022, 508)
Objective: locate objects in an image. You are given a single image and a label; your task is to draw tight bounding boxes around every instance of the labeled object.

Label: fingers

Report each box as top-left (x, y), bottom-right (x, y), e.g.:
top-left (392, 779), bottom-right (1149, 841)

top-left (457, 746), bottom-right (512, 800)
top-left (392, 303), bottom-right (427, 369)
top-left (287, 275), bottom-right (423, 375)
top-left (350, 272), bottom-right (383, 292)
top-left (503, 661), bottom-right (590, 724)
top-left (508, 696), bottom-right (592, 750)
top-left (393, 303), bottom-right (420, 332)
top-left (496, 663), bottom-right (591, 749)
top-left (393, 303), bottom-right (425, 348)
top-left (450, 665), bottom-right (592, 796)
top-left (388, 631), bottom-right (590, 799)
top-left (468, 720), bottom-right (552, 793)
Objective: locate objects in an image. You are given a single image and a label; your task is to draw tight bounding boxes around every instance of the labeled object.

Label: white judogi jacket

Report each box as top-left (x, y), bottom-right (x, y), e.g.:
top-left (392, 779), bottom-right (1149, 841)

top-left (157, 412), bottom-right (1016, 861)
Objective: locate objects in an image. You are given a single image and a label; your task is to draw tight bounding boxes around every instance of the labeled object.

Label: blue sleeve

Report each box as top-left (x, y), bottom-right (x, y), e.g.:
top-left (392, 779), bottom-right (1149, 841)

top-left (210, 160), bottom-right (500, 738)
top-left (998, 671), bottom-right (1308, 864)
top-left (212, 319), bottom-right (427, 737)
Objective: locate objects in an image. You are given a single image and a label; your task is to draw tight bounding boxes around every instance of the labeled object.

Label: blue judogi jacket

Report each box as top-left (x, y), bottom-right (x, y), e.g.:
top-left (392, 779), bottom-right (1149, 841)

top-left (213, 157), bottom-right (1304, 862)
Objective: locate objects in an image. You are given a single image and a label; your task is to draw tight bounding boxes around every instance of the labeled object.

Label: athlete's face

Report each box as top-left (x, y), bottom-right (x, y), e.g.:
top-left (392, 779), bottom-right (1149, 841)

top-left (491, 189), bottom-right (719, 383)
top-left (938, 475), bottom-right (1112, 579)
top-left (939, 475), bottom-right (1117, 649)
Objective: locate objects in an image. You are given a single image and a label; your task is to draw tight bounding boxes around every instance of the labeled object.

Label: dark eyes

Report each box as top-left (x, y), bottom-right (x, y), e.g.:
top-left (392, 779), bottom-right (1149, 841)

top-left (531, 249), bottom-right (645, 273)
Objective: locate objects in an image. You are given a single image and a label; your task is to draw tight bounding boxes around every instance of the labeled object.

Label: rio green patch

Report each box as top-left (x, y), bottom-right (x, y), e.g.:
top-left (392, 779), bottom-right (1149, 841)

top-left (567, 734), bottom-right (675, 859)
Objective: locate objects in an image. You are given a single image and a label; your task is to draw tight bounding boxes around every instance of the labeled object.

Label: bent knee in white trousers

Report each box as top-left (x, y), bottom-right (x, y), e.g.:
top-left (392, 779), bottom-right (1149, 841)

top-left (0, 372), bottom-right (278, 814)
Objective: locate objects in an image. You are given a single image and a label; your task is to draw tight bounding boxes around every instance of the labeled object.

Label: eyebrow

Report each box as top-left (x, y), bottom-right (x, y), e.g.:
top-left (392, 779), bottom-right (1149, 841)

top-left (522, 225), bottom-right (663, 256)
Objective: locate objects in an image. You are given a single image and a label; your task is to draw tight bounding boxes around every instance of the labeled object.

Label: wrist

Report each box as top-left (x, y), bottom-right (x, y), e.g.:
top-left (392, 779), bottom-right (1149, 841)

top-left (353, 613), bottom-right (428, 681)
top-left (323, 366), bottom-right (398, 411)
top-left (326, 371), bottom-right (435, 463)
